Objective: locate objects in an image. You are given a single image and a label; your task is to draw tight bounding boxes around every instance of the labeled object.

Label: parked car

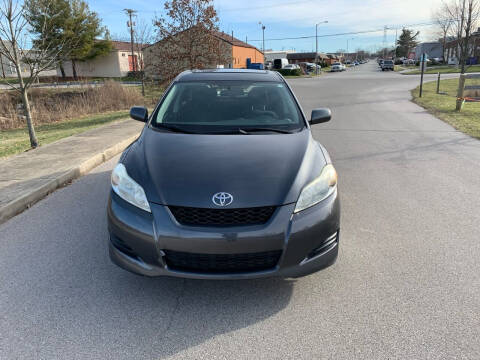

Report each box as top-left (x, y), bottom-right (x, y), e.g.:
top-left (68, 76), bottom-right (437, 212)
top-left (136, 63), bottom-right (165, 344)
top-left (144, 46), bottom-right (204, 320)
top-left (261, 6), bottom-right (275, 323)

top-left (331, 62), bottom-right (346, 72)
top-left (107, 69), bottom-right (340, 279)
top-left (300, 62), bottom-right (320, 72)
top-left (403, 59), bottom-right (415, 65)
top-left (283, 64), bottom-right (301, 70)
top-left (381, 60), bottom-right (394, 71)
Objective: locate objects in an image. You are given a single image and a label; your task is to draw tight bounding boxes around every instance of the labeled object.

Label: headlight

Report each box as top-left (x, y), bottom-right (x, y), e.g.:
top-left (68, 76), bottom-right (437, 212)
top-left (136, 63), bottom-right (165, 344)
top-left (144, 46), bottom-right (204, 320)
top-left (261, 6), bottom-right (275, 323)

top-left (294, 164), bottom-right (337, 213)
top-left (111, 163), bottom-right (151, 213)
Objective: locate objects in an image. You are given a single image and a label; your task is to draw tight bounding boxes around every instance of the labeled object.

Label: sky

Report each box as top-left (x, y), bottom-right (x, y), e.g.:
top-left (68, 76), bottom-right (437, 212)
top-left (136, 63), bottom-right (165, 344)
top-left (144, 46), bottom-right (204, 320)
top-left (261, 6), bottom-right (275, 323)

top-left (86, 0), bottom-right (443, 53)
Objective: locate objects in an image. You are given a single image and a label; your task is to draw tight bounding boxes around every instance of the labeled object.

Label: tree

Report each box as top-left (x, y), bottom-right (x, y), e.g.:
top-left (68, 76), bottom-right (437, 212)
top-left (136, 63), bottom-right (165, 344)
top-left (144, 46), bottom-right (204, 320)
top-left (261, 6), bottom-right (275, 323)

top-left (444, 0), bottom-right (480, 73)
top-left (133, 19), bottom-right (154, 96)
top-left (25, 0), bottom-right (112, 80)
top-left (0, 0), bottom-right (72, 148)
top-left (66, 0), bottom-right (112, 79)
top-left (24, 0), bottom-right (70, 77)
top-left (149, 0), bottom-right (229, 83)
top-left (396, 28), bottom-right (420, 58)
top-left (433, 2), bottom-right (453, 62)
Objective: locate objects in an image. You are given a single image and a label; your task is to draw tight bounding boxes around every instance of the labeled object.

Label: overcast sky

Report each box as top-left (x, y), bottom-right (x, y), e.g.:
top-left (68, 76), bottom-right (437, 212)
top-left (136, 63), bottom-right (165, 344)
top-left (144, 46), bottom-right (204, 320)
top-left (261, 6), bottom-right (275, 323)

top-left (88, 0), bottom-right (442, 53)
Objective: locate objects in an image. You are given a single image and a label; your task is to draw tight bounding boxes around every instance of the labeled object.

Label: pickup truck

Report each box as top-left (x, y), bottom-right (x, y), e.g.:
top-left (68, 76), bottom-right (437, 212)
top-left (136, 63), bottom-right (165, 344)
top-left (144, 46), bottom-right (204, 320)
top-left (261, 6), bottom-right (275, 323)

top-left (382, 60), bottom-right (394, 71)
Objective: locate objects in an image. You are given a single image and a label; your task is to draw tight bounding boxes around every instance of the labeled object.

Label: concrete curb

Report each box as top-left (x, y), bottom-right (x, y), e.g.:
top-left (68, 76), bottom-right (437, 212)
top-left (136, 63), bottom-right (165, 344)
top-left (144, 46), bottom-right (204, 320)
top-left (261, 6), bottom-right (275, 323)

top-left (0, 134), bottom-right (139, 225)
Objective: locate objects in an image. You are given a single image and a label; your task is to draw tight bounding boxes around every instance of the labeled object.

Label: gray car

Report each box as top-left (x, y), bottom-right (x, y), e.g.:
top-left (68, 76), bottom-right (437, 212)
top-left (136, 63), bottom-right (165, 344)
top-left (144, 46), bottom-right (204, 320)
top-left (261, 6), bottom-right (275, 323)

top-left (107, 69), bottom-right (340, 279)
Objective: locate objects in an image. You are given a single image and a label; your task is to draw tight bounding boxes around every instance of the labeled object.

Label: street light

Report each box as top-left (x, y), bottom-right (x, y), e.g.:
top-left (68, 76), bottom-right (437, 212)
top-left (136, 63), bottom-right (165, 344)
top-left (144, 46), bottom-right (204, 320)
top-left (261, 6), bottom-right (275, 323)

top-left (315, 20), bottom-right (328, 76)
top-left (259, 22), bottom-right (266, 55)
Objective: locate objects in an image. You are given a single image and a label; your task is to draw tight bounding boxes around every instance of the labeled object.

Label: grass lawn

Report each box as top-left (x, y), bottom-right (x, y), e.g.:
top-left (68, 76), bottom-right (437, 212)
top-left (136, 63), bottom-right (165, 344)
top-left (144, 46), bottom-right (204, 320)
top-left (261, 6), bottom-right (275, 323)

top-left (411, 78), bottom-right (480, 139)
top-left (0, 111), bottom-right (129, 158)
top-left (395, 65), bottom-right (417, 72)
top-left (403, 64), bottom-right (480, 75)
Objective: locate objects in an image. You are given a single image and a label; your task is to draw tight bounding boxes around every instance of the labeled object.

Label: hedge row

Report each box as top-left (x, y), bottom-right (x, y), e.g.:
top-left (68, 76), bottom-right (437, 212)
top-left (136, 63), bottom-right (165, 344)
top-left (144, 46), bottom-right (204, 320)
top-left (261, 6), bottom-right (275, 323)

top-left (275, 69), bottom-right (303, 76)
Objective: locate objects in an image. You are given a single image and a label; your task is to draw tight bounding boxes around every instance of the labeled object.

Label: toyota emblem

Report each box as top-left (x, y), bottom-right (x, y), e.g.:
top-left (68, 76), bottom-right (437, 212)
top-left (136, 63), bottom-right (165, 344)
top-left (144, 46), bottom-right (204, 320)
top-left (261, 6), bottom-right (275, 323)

top-left (212, 192), bottom-right (233, 207)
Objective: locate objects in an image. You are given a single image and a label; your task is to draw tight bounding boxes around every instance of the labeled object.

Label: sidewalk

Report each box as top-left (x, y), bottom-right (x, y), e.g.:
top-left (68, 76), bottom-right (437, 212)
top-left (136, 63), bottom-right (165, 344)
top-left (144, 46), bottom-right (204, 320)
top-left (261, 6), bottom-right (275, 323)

top-left (0, 119), bottom-right (143, 224)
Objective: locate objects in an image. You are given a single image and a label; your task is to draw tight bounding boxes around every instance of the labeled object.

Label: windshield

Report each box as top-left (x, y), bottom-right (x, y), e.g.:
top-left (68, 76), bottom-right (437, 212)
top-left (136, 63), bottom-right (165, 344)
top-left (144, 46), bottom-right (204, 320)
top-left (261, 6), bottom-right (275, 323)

top-left (151, 81), bottom-right (304, 134)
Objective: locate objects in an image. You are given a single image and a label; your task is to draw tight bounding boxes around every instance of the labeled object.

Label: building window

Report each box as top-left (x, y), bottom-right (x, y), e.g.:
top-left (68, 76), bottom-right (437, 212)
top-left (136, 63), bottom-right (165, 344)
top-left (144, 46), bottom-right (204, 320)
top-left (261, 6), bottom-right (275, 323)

top-left (122, 53), bottom-right (125, 57)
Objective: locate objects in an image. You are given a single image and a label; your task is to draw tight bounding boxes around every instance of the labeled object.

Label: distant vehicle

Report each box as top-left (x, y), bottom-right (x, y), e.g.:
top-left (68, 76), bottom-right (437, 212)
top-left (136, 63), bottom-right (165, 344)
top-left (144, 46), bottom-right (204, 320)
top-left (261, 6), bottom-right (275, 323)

top-left (403, 59), bottom-right (415, 65)
top-left (354, 61), bottom-right (359, 66)
top-left (448, 57), bottom-right (458, 65)
top-left (331, 62), bottom-right (345, 72)
top-left (378, 59), bottom-right (384, 67)
top-left (300, 62), bottom-right (320, 72)
top-left (381, 60), bottom-right (394, 71)
top-left (264, 61), bottom-right (273, 70)
top-left (273, 58), bottom-right (289, 69)
top-left (283, 64), bottom-right (301, 70)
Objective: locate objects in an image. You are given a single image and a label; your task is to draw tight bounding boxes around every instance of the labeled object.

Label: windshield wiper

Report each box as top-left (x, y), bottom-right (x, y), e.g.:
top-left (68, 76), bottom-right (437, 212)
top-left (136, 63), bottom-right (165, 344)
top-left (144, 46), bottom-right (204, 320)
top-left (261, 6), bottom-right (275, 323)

top-left (153, 124), bottom-right (199, 134)
top-left (238, 127), bottom-right (295, 134)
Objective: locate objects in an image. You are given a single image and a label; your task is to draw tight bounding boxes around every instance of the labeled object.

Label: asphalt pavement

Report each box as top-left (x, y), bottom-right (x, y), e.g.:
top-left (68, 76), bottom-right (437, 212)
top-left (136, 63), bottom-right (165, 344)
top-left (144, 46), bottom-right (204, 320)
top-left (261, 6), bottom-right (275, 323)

top-left (1, 62), bottom-right (479, 359)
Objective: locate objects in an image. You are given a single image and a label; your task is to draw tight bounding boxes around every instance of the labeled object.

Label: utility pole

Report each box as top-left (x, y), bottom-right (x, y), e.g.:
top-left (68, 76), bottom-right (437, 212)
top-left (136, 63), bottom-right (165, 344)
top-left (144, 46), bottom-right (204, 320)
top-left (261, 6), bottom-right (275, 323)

top-left (124, 8), bottom-right (137, 73)
top-left (347, 38), bottom-right (354, 61)
top-left (394, 27), bottom-right (398, 60)
top-left (315, 21), bottom-right (328, 76)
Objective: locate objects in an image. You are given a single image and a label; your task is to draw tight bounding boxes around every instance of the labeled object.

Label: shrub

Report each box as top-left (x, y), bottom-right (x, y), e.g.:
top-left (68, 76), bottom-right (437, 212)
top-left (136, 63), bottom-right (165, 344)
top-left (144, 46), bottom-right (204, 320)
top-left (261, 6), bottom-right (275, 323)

top-left (0, 81), bottom-right (144, 130)
top-left (276, 68), bottom-right (302, 76)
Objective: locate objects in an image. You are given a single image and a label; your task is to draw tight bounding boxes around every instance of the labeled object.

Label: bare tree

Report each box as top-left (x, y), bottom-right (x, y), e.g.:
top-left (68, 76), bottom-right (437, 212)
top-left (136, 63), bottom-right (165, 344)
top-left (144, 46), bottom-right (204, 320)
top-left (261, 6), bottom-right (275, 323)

top-left (434, 3), bottom-right (453, 61)
top-left (148, 0), bottom-right (229, 84)
top-left (134, 18), bottom-right (154, 96)
top-left (444, 0), bottom-right (480, 73)
top-left (0, 0), bottom-right (71, 148)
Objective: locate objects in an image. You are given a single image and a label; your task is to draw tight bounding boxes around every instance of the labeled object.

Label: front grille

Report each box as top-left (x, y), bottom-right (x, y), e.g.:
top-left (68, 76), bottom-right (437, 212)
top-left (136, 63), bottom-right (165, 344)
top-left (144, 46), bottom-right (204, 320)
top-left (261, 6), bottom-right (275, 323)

top-left (164, 250), bottom-right (282, 274)
top-left (169, 206), bottom-right (276, 226)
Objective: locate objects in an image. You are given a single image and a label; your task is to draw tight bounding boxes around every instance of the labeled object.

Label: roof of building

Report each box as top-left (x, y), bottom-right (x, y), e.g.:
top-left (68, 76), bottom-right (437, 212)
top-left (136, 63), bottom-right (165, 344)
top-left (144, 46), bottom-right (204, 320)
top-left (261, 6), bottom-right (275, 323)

top-left (143, 28), bottom-right (262, 53)
top-left (175, 69), bottom-right (282, 82)
top-left (211, 31), bottom-right (258, 50)
top-left (111, 40), bottom-right (147, 51)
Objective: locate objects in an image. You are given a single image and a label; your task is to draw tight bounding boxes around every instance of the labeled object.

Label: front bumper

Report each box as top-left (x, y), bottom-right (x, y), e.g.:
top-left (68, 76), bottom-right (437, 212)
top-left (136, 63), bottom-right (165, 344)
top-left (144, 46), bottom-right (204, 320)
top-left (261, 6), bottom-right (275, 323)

top-left (107, 190), bottom-right (340, 279)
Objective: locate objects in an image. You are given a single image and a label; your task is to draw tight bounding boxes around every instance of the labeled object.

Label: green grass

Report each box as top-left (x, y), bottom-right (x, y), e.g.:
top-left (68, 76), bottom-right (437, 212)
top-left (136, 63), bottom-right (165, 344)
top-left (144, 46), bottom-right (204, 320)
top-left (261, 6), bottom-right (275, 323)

top-left (0, 77), bottom-right (20, 85)
top-left (0, 111), bottom-right (129, 158)
top-left (411, 78), bottom-right (480, 139)
top-left (403, 64), bottom-right (480, 75)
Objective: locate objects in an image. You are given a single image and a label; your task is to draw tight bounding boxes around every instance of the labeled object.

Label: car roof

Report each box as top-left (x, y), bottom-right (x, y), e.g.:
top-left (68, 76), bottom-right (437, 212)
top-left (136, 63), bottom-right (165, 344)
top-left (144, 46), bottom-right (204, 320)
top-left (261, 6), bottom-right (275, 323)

top-left (175, 69), bottom-right (284, 82)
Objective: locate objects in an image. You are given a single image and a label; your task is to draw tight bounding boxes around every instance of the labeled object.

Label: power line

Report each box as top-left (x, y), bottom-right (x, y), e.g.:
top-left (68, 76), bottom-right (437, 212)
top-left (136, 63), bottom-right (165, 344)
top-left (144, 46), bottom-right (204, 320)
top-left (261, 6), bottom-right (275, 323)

top-left (247, 21), bottom-right (437, 42)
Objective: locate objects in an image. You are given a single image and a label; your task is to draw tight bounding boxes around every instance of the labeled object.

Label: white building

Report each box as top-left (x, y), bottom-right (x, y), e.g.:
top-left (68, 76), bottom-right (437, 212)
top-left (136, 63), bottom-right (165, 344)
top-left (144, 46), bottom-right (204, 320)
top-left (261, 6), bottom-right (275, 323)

top-left (58, 41), bottom-right (144, 78)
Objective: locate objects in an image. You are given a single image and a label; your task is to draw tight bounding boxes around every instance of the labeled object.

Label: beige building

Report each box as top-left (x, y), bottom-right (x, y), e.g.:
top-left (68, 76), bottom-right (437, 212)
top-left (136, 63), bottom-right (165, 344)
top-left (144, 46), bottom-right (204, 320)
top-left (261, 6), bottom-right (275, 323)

top-left (58, 41), bottom-right (143, 78)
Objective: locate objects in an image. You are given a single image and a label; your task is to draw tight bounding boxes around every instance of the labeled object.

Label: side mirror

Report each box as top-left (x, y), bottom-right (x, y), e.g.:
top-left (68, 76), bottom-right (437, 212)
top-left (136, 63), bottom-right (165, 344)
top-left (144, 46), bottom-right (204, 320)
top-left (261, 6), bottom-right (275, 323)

top-left (310, 108), bottom-right (331, 125)
top-left (130, 106), bottom-right (148, 122)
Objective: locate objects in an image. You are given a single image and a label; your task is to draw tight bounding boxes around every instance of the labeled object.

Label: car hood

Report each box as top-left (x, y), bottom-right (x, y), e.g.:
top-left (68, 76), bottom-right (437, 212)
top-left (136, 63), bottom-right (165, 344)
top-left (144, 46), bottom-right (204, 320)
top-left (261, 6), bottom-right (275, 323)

top-left (124, 127), bottom-right (327, 209)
